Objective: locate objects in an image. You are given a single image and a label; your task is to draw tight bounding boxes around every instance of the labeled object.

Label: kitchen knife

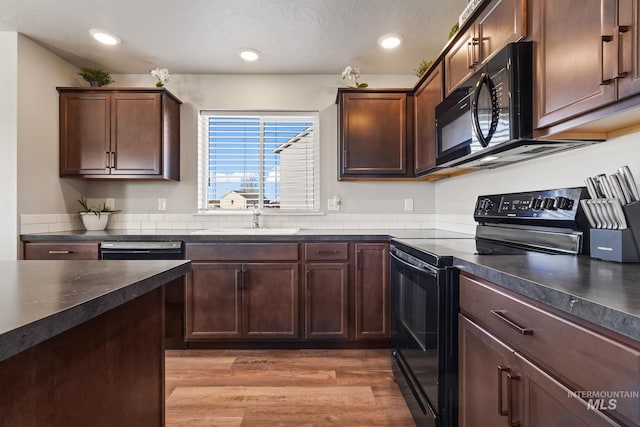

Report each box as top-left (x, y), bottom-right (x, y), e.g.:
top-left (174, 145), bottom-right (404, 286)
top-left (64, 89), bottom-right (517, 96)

top-left (611, 173), bottom-right (632, 204)
top-left (599, 199), bottom-right (616, 229)
top-left (609, 198), bottom-right (628, 230)
top-left (607, 174), bottom-right (626, 202)
top-left (587, 200), bottom-right (603, 229)
top-left (596, 174), bottom-right (615, 199)
top-left (585, 177), bottom-right (601, 199)
top-left (580, 200), bottom-right (597, 228)
top-left (619, 166), bottom-right (640, 202)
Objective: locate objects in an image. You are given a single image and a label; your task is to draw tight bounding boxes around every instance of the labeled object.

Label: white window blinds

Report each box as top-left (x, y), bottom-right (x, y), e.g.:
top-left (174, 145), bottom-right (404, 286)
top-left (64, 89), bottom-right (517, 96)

top-left (198, 111), bottom-right (320, 211)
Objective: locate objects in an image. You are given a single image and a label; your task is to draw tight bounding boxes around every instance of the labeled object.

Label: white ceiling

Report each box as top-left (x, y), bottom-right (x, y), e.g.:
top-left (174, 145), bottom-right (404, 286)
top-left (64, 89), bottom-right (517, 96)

top-left (0, 0), bottom-right (467, 75)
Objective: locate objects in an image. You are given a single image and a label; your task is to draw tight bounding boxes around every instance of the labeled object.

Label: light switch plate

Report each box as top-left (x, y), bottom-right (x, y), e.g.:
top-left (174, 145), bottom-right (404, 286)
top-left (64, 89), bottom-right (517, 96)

top-left (158, 198), bottom-right (167, 211)
top-left (404, 198), bottom-right (414, 212)
top-left (105, 198), bottom-right (115, 210)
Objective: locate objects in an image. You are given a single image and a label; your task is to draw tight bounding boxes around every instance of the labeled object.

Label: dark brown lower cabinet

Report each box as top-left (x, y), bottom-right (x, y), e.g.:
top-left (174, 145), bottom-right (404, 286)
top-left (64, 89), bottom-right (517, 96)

top-left (185, 262), bottom-right (298, 340)
top-left (185, 263), bottom-right (242, 340)
top-left (459, 316), bottom-right (619, 427)
top-left (458, 270), bottom-right (640, 426)
top-left (355, 243), bottom-right (389, 340)
top-left (243, 263), bottom-right (299, 339)
top-left (304, 263), bottom-right (349, 339)
top-left (458, 315), bottom-right (516, 427)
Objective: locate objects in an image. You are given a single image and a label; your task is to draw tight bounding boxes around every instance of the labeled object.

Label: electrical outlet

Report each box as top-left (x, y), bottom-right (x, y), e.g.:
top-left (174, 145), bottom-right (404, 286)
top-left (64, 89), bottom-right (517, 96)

top-left (158, 198), bottom-right (167, 211)
top-left (404, 198), bottom-right (414, 212)
top-left (105, 198), bottom-right (115, 210)
top-left (327, 195), bottom-right (341, 211)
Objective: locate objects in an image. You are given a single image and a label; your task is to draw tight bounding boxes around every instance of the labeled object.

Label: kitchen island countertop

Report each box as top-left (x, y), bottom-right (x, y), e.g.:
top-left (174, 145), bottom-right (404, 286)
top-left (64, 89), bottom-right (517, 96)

top-left (0, 259), bottom-right (191, 362)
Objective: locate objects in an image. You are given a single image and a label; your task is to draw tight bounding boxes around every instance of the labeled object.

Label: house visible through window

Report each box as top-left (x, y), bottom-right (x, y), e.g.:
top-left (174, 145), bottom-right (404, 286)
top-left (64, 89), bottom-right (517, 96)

top-left (198, 111), bottom-right (319, 211)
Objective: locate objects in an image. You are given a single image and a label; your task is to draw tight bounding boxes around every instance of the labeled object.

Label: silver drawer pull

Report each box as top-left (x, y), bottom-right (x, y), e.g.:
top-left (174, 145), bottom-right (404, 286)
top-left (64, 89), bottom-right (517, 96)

top-left (491, 310), bottom-right (533, 336)
top-left (48, 250), bottom-right (72, 254)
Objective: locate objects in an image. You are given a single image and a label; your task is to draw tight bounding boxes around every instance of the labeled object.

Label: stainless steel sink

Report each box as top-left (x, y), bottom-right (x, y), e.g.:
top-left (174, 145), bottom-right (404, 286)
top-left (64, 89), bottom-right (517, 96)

top-left (191, 228), bottom-right (300, 235)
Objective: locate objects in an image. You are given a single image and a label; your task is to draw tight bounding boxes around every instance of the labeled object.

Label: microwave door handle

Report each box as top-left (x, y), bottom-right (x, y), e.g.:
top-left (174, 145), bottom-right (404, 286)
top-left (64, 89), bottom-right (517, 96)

top-left (472, 73), bottom-right (499, 147)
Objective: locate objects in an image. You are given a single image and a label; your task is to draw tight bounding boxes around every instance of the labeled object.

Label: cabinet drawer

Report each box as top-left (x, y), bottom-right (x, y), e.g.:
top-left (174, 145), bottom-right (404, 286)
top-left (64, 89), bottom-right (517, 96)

top-left (304, 242), bottom-right (349, 261)
top-left (185, 243), bottom-right (298, 261)
top-left (24, 242), bottom-right (99, 260)
top-left (460, 273), bottom-right (640, 425)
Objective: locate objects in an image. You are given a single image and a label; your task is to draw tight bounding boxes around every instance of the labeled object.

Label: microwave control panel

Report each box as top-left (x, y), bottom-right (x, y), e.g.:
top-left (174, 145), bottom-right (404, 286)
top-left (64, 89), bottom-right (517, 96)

top-left (474, 187), bottom-right (589, 226)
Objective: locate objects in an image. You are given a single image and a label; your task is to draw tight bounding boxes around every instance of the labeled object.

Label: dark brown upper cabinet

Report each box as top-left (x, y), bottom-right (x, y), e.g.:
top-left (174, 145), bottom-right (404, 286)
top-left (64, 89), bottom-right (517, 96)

top-left (445, 0), bottom-right (527, 96)
top-left (57, 87), bottom-right (181, 180)
top-left (414, 62), bottom-right (444, 176)
top-left (337, 89), bottom-right (414, 180)
top-left (533, 0), bottom-right (640, 131)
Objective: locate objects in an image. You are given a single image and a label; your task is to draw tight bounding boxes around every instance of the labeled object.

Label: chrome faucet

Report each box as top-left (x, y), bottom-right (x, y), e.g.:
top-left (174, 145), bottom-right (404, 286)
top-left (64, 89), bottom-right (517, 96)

top-left (252, 207), bottom-right (261, 228)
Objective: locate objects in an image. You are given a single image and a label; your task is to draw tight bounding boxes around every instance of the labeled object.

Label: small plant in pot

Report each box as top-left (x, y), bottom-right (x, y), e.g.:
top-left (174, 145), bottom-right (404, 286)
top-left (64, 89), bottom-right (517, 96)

top-left (78, 67), bottom-right (114, 87)
top-left (78, 196), bottom-right (118, 231)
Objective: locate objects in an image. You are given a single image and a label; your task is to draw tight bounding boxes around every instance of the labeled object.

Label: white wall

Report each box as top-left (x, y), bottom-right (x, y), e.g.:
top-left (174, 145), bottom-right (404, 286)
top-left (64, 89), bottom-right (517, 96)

top-left (434, 133), bottom-right (640, 222)
top-left (84, 73), bottom-right (436, 214)
top-left (17, 34), bottom-right (88, 216)
top-left (0, 32), bottom-right (18, 259)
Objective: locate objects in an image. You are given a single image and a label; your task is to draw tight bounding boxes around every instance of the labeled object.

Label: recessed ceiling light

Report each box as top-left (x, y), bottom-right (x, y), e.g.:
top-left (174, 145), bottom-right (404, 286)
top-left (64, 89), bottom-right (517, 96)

top-left (378, 34), bottom-right (402, 49)
top-left (239, 48), bottom-right (261, 62)
top-left (89, 29), bottom-right (121, 45)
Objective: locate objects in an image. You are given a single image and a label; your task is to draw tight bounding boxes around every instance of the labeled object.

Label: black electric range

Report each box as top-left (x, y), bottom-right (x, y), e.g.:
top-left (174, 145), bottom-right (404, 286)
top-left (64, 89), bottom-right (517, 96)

top-left (390, 187), bottom-right (590, 427)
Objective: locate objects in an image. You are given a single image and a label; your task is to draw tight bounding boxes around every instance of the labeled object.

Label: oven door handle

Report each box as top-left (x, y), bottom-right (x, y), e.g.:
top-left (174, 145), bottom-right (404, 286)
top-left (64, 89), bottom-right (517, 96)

top-left (390, 251), bottom-right (438, 278)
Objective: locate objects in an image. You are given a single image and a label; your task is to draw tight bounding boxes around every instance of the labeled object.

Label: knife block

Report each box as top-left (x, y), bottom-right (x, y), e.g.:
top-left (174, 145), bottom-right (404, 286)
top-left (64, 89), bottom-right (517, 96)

top-left (590, 201), bottom-right (640, 263)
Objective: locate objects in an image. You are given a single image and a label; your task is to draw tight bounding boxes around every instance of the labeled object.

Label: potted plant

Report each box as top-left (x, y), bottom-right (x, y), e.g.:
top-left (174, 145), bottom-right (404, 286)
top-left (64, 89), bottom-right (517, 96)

top-left (78, 67), bottom-right (114, 87)
top-left (78, 196), bottom-right (118, 230)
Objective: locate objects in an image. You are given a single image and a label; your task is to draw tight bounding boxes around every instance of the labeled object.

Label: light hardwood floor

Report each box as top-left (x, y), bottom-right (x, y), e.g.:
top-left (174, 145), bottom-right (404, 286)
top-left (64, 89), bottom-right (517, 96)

top-left (165, 349), bottom-right (416, 426)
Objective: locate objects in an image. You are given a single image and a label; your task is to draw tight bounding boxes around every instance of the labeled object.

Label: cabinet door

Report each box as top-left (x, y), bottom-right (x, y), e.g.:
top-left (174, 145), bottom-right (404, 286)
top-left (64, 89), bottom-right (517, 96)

top-left (617, 0), bottom-right (640, 99)
top-left (184, 263), bottom-right (242, 340)
top-left (459, 315), bottom-right (517, 427)
top-left (354, 243), bottom-right (389, 339)
top-left (445, 26), bottom-right (477, 96)
top-left (340, 93), bottom-right (408, 177)
top-left (110, 93), bottom-right (162, 175)
top-left (243, 263), bottom-right (299, 339)
top-left (534, 0), bottom-right (616, 128)
top-left (305, 263), bottom-right (349, 339)
top-left (514, 352), bottom-right (620, 426)
top-left (59, 93), bottom-right (110, 176)
top-left (477, 0), bottom-right (527, 63)
top-left (414, 62), bottom-right (443, 175)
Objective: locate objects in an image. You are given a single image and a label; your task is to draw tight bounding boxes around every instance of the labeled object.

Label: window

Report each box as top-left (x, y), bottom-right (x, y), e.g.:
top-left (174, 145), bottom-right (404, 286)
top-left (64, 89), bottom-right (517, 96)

top-left (198, 111), bottom-right (319, 211)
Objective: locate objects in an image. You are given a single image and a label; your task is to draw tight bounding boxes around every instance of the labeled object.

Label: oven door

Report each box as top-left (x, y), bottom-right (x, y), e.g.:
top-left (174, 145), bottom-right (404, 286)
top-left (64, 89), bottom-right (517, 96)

top-left (390, 247), bottom-right (443, 422)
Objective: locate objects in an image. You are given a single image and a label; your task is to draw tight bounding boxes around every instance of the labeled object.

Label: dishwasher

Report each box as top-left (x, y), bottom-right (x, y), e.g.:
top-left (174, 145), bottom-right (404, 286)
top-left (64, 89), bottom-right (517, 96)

top-left (100, 241), bottom-right (184, 260)
top-left (100, 241), bottom-right (186, 348)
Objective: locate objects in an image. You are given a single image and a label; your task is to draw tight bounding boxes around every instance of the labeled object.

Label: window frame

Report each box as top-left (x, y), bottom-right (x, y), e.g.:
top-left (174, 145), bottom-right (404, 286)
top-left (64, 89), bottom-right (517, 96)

top-left (197, 110), bottom-right (320, 213)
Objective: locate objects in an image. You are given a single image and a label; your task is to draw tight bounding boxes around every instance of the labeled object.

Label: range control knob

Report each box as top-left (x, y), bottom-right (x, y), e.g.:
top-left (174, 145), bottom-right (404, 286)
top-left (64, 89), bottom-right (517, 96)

top-left (543, 197), bottom-right (556, 210)
top-left (477, 198), bottom-right (494, 212)
top-left (554, 196), bottom-right (573, 210)
top-left (530, 197), bottom-right (543, 211)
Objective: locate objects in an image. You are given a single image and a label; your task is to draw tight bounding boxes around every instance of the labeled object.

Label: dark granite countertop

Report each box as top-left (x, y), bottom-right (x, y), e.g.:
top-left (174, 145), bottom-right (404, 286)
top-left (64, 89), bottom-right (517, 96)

top-left (19, 228), bottom-right (640, 343)
top-left (20, 228), bottom-right (473, 242)
top-left (0, 260), bottom-right (191, 362)
top-left (393, 238), bottom-right (640, 343)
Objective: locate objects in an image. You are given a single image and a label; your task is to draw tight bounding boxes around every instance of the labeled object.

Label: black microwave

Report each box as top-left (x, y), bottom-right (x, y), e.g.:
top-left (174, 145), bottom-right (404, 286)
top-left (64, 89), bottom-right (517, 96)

top-left (435, 42), bottom-right (534, 167)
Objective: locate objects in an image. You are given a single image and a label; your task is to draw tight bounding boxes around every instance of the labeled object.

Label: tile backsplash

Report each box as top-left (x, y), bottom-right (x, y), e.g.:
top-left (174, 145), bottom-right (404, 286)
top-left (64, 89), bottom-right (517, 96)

top-left (20, 212), bottom-right (477, 235)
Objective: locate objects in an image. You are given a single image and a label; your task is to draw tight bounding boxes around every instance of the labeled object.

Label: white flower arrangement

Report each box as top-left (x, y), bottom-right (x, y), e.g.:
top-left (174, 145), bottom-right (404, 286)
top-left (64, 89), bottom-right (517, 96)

top-left (341, 65), bottom-right (368, 88)
top-left (150, 67), bottom-right (170, 87)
